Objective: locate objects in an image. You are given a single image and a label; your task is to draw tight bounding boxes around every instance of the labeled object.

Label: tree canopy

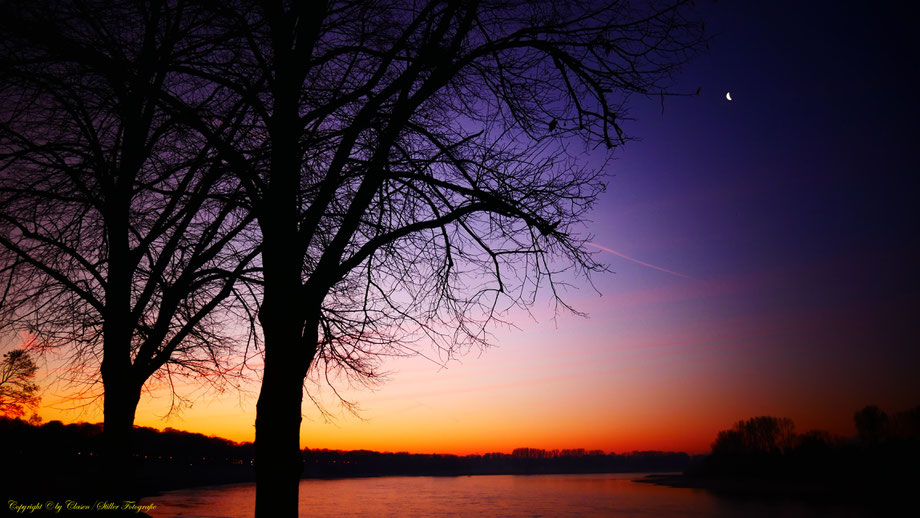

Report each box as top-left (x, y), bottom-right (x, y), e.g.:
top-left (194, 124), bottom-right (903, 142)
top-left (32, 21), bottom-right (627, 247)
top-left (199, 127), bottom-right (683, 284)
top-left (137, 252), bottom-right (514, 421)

top-left (159, 2), bottom-right (704, 515)
top-left (0, 0), bottom-right (261, 495)
top-left (0, 347), bottom-right (40, 419)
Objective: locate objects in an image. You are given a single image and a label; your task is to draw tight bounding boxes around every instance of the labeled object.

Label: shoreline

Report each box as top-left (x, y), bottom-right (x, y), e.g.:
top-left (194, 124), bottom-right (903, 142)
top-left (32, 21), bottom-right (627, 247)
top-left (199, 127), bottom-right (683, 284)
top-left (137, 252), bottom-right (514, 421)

top-left (634, 473), bottom-right (838, 496)
top-left (634, 473), bottom-right (914, 506)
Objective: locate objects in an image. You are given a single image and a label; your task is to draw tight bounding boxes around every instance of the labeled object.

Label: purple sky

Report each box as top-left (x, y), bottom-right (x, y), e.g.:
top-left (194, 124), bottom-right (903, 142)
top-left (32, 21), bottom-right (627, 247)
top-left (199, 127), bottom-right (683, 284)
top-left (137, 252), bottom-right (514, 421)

top-left (35, 0), bottom-right (919, 453)
top-left (575, 0), bottom-right (919, 437)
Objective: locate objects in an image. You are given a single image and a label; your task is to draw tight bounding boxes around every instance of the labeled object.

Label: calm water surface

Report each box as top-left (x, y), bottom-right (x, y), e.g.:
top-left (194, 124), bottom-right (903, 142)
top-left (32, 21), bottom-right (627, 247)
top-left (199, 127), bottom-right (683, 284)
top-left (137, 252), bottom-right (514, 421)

top-left (142, 473), bottom-right (870, 517)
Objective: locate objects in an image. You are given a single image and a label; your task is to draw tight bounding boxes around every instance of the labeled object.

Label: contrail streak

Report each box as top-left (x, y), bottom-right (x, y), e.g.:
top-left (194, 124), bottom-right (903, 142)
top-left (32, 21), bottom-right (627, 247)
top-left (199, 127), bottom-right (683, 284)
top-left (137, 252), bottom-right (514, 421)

top-left (586, 242), bottom-right (693, 280)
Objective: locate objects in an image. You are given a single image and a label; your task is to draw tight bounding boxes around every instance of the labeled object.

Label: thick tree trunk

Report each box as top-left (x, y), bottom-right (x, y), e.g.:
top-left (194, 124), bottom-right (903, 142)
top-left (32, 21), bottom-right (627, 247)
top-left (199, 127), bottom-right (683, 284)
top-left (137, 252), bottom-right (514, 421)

top-left (101, 371), bottom-right (142, 498)
top-left (253, 68), bottom-right (314, 516)
top-left (253, 214), bottom-right (315, 516)
top-left (101, 215), bottom-right (140, 498)
top-left (253, 292), bottom-right (315, 517)
top-left (254, 351), bottom-right (307, 517)
top-left (100, 171), bottom-right (139, 497)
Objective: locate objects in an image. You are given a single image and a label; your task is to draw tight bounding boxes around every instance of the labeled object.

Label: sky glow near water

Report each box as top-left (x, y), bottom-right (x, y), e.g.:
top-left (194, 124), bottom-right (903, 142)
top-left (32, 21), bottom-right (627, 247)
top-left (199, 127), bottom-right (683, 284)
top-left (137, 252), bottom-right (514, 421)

top-left (22, 0), bottom-right (919, 455)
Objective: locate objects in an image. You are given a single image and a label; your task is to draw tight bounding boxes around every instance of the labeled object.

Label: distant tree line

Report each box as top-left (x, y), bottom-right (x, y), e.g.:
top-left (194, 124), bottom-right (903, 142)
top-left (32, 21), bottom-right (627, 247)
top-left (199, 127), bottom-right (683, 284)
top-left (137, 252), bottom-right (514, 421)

top-left (303, 447), bottom-right (692, 478)
top-left (1, 415), bottom-right (691, 500)
top-left (1, 417), bottom-right (256, 498)
top-left (691, 404), bottom-right (920, 494)
top-left (1, 417), bottom-right (254, 464)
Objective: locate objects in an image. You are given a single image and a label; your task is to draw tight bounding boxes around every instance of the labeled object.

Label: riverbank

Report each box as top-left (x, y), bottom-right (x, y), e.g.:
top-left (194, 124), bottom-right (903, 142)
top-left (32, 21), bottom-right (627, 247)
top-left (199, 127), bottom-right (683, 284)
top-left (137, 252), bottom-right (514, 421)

top-left (636, 473), bottom-right (839, 498)
top-left (635, 472), bottom-right (915, 507)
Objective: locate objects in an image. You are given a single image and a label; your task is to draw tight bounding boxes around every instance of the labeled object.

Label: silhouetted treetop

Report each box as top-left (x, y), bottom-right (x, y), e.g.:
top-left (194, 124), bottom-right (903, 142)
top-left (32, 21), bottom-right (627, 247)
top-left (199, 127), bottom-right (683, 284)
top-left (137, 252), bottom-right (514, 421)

top-left (160, 0), bottom-right (706, 390)
top-left (0, 347), bottom-right (40, 419)
top-left (854, 405), bottom-right (889, 446)
top-left (711, 416), bottom-right (796, 457)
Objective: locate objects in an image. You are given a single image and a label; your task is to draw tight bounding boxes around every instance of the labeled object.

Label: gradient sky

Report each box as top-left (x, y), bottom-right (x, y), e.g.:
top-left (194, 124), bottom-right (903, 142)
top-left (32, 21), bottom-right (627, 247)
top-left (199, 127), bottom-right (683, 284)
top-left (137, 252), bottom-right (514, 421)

top-left (22, 0), bottom-right (920, 455)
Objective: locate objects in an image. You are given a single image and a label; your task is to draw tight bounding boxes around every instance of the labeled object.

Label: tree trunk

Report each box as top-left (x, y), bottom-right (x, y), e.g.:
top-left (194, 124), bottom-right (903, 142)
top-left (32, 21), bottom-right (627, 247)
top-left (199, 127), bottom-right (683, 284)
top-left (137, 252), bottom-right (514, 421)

top-left (253, 70), bottom-right (314, 516)
top-left (100, 170), bottom-right (139, 497)
top-left (254, 349), bottom-right (307, 518)
top-left (101, 372), bottom-right (142, 498)
top-left (253, 223), bottom-right (314, 517)
top-left (253, 294), bottom-right (314, 517)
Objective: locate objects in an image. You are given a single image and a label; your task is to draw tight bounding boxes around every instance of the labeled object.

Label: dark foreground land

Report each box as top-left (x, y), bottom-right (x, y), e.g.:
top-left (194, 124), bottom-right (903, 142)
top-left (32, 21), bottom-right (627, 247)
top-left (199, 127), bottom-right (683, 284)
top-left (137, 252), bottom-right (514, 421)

top-left (634, 471), bottom-right (918, 518)
top-left (637, 472), bottom-right (909, 500)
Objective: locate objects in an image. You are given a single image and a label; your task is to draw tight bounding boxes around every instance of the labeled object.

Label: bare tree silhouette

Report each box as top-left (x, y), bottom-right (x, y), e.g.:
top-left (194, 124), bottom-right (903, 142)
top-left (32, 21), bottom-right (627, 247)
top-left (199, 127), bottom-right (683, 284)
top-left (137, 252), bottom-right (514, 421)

top-left (854, 405), bottom-right (889, 446)
top-left (2, 0), bottom-right (703, 511)
top-left (0, 346), bottom-right (40, 420)
top-left (0, 0), bottom-right (260, 492)
top-left (158, 1), bottom-right (704, 515)
top-left (711, 416), bottom-right (797, 457)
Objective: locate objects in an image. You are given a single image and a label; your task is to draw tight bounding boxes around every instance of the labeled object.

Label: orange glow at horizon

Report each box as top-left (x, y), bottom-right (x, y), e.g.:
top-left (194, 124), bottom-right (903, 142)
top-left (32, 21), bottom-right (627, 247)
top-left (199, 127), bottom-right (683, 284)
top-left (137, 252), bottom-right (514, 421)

top-left (30, 303), bottom-right (898, 457)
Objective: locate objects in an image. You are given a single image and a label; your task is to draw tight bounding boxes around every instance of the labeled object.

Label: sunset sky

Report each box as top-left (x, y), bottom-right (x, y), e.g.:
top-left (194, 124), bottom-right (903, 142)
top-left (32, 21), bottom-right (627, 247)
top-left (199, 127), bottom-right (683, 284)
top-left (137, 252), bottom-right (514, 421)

top-left (19, 1), bottom-right (919, 455)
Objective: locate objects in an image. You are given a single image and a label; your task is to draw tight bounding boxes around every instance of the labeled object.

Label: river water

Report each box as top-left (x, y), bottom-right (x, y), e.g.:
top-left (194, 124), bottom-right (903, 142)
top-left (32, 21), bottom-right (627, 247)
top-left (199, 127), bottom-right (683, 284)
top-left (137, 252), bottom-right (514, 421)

top-left (142, 473), bottom-right (872, 517)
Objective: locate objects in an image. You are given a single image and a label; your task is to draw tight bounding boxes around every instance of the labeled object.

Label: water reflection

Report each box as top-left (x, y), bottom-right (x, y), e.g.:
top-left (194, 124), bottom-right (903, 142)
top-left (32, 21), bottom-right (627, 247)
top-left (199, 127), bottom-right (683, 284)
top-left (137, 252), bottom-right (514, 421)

top-left (143, 473), bottom-right (871, 517)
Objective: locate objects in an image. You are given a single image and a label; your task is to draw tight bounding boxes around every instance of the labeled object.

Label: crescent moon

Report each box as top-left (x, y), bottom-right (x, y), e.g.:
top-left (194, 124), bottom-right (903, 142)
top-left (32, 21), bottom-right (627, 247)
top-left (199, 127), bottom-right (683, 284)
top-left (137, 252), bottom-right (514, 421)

top-left (725, 92), bottom-right (732, 101)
